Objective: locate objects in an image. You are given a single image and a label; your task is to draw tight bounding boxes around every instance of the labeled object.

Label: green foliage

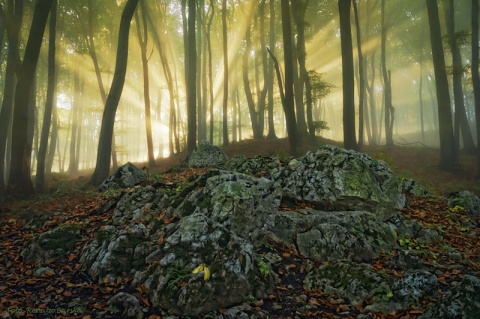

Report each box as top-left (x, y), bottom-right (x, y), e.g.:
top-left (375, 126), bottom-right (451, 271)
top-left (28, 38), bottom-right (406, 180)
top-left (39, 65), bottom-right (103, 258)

top-left (372, 284), bottom-right (394, 302)
top-left (308, 70), bottom-right (335, 103)
top-left (312, 120), bottom-right (330, 133)
top-left (165, 266), bottom-right (194, 290)
top-left (256, 258), bottom-right (271, 278)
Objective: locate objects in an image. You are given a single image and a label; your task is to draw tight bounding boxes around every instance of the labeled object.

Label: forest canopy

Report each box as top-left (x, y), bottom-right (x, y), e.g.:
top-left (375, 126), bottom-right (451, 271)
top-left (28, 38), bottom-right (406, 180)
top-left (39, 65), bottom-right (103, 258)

top-left (0, 0), bottom-right (479, 195)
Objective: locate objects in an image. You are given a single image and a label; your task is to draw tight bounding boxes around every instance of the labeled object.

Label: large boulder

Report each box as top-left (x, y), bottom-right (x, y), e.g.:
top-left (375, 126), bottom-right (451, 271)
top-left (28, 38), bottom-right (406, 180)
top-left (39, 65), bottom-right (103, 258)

top-left (143, 171), bottom-right (281, 315)
top-left (187, 140), bottom-right (228, 167)
top-left (265, 209), bottom-right (397, 262)
top-left (80, 170), bottom-right (281, 316)
top-left (271, 145), bottom-right (404, 219)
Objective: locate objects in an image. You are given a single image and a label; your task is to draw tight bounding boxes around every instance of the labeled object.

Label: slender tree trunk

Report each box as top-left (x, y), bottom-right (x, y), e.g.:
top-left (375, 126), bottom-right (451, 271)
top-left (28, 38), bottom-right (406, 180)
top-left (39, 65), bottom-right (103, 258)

top-left (135, 3), bottom-right (155, 167)
top-left (222, 0), bottom-right (229, 145)
top-left (426, 0), bottom-right (456, 170)
top-left (89, 0), bottom-right (139, 186)
top-left (185, 0), bottom-right (197, 154)
top-left (207, 0), bottom-right (214, 144)
top-left (352, 0), bottom-right (365, 150)
top-left (68, 68), bottom-right (81, 175)
top-left (8, 0), bottom-right (53, 196)
top-left (266, 0), bottom-right (277, 139)
top-left (280, 0), bottom-right (299, 155)
top-left (36, 0), bottom-right (57, 193)
top-left (381, 0), bottom-right (394, 147)
top-left (471, 0), bottom-right (480, 177)
top-left (338, 0), bottom-right (357, 150)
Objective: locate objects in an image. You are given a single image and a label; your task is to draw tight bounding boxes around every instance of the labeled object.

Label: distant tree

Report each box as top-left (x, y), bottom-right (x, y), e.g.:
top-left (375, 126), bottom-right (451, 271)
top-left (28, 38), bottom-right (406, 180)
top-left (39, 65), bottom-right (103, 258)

top-left (280, 0), bottom-right (299, 155)
top-left (8, 0), bottom-right (54, 196)
top-left (135, 2), bottom-right (155, 167)
top-left (0, 0), bottom-right (23, 195)
top-left (36, 0), bottom-right (57, 193)
top-left (352, 0), bottom-right (365, 149)
top-left (222, 0), bottom-right (229, 145)
top-left (266, 0), bottom-right (277, 139)
top-left (425, 0), bottom-right (456, 170)
top-left (471, 0), bottom-right (480, 177)
top-left (381, 0), bottom-right (394, 148)
top-left (338, 0), bottom-right (357, 150)
top-left (89, 0), bottom-right (139, 186)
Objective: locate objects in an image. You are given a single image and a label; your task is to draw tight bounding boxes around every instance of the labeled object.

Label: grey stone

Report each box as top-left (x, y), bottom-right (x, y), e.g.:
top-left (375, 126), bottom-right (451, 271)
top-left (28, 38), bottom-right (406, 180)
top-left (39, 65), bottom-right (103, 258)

top-left (265, 209), bottom-right (397, 262)
top-left (419, 275), bottom-right (480, 319)
top-left (187, 140), bottom-right (228, 167)
top-left (391, 270), bottom-right (437, 302)
top-left (21, 224), bottom-right (84, 263)
top-left (271, 145), bottom-right (404, 219)
top-left (107, 292), bottom-right (143, 319)
top-left (448, 191), bottom-right (480, 217)
top-left (401, 178), bottom-right (429, 197)
top-left (100, 162), bottom-right (147, 190)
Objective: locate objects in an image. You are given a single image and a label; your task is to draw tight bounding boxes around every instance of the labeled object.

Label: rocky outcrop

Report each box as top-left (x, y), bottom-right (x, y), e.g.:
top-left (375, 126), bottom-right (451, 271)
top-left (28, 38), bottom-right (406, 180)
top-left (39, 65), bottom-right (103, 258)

top-left (271, 145), bottom-right (405, 219)
top-left (21, 145), bottom-right (468, 317)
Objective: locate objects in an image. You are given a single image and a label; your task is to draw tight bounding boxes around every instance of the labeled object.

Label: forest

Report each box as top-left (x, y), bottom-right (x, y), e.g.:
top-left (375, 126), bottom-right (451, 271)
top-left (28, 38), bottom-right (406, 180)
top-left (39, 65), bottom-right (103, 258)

top-left (0, 0), bottom-right (479, 196)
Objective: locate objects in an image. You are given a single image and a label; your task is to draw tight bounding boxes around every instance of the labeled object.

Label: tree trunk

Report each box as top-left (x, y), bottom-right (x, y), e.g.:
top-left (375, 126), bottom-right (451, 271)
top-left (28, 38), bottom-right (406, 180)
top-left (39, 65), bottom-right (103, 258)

top-left (426, 0), bottom-right (456, 170)
top-left (0, 0), bottom-right (22, 195)
top-left (222, 0), bottom-right (229, 145)
top-left (280, 0), bottom-right (299, 155)
top-left (381, 0), bottom-right (394, 147)
top-left (338, 0), bottom-right (357, 150)
top-left (8, 0), bottom-right (53, 196)
top-left (266, 0), bottom-right (277, 139)
top-left (89, 0), bottom-right (139, 186)
top-left (471, 0), bottom-right (480, 177)
top-left (135, 3), bottom-right (155, 167)
top-left (36, 0), bottom-right (57, 193)
top-left (68, 68), bottom-right (81, 175)
top-left (352, 0), bottom-right (365, 150)
top-left (185, 0), bottom-right (197, 154)
top-left (444, 0), bottom-right (476, 154)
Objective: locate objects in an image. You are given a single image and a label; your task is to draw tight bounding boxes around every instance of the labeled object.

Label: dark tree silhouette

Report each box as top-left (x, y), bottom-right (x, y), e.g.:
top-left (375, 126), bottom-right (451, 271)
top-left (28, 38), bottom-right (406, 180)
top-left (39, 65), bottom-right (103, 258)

top-left (89, 0), bottom-right (139, 186)
top-left (425, 0), bottom-right (455, 170)
top-left (7, 0), bottom-right (54, 196)
top-left (338, 0), bottom-right (357, 150)
top-left (471, 0), bottom-right (480, 177)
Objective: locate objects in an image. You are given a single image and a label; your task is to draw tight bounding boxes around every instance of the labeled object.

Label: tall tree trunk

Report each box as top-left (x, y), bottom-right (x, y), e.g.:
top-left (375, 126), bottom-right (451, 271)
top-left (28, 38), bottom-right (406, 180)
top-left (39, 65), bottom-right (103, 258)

top-left (292, 0), bottom-right (312, 140)
top-left (222, 0), bottom-right (229, 145)
top-left (243, 17), bottom-right (261, 139)
top-left (352, 0), bottom-right (365, 150)
top-left (89, 0), bottom-right (139, 186)
top-left (266, 0), bottom-right (277, 139)
top-left (444, 0), bottom-right (476, 154)
top-left (36, 0), bottom-right (57, 193)
top-left (471, 0), bottom-right (480, 177)
top-left (207, 0), bottom-right (215, 144)
top-left (135, 3), bottom-right (155, 167)
top-left (185, 0), bottom-right (197, 154)
top-left (85, 0), bottom-right (117, 170)
top-left (381, 0), bottom-right (394, 147)
top-left (338, 0), bottom-right (357, 150)
top-left (280, 0), bottom-right (299, 155)
top-left (0, 0), bottom-right (22, 195)
top-left (8, 0), bottom-right (53, 196)
top-left (426, 0), bottom-right (456, 170)
top-left (68, 68), bottom-right (81, 175)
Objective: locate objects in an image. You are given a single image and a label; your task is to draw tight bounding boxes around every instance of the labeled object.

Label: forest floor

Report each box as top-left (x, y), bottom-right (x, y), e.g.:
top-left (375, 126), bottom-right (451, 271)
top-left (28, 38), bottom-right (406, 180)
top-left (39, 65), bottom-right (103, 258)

top-left (0, 137), bottom-right (479, 318)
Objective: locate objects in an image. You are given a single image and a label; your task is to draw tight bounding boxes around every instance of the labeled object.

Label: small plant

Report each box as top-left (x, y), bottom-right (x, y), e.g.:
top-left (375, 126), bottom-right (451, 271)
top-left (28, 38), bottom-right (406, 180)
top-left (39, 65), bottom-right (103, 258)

top-left (312, 120), bottom-right (330, 134)
top-left (256, 258), bottom-right (271, 278)
top-left (372, 284), bottom-right (394, 302)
